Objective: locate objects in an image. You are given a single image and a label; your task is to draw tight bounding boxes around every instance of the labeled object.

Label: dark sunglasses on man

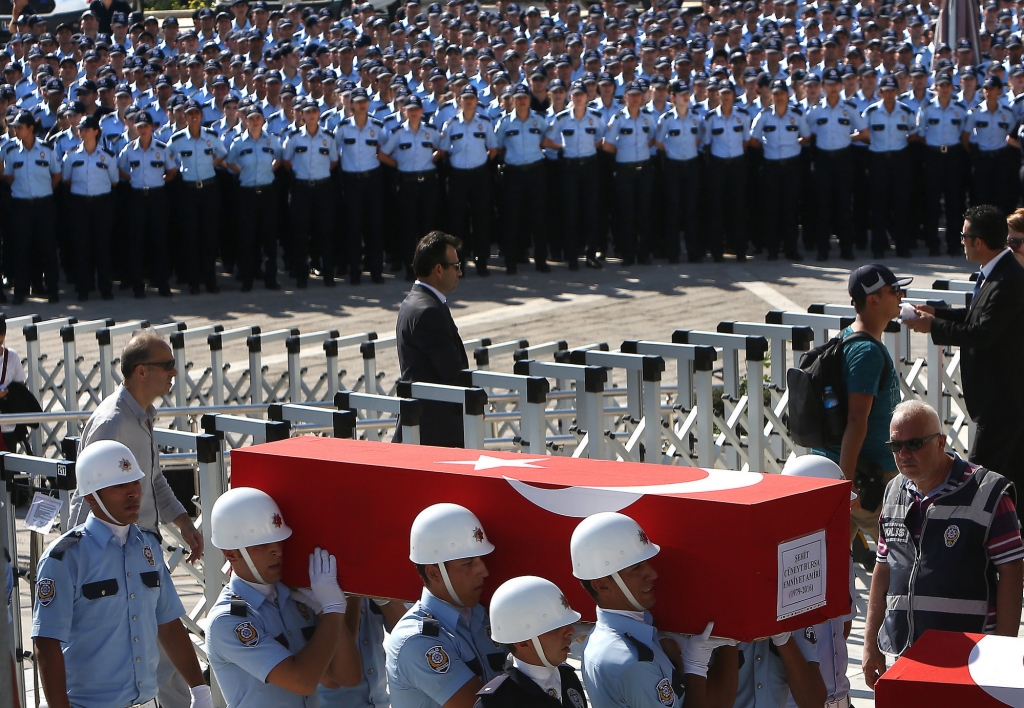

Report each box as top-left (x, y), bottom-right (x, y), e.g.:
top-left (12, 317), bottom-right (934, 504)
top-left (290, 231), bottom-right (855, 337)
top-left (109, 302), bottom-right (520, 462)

top-left (883, 432), bottom-right (941, 453)
top-left (142, 359), bottom-right (176, 371)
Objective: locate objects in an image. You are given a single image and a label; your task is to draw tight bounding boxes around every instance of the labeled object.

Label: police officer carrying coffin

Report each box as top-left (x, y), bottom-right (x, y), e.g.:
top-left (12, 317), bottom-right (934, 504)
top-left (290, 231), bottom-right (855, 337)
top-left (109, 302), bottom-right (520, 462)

top-left (703, 81), bottom-right (751, 262)
top-left (1, 110), bottom-right (61, 305)
top-left (439, 85), bottom-right (499, 277)
top-left (167, 98), bottom-right (228, 294)
top-left (918, 72), bottom-right (969, 257)
top-left (206, 486), bottom-right (364, 707)
top-left (863, 75), bottom-right (917, 258)
top-left (474, 576), bottom-right (586, 708)
top-left (655, 80), bottom-right (702, 264)
top-left (117, 111), bottom-right (174, 298)
top-left (750, 79), bottom-right (811, 261)
top-left (282, 100), bottom-right (338, 288)
top-left (63, 113), bottom-right (118, 302)
top-left (805, 67), bottom-right (867, 261)
top-left (571, 512), bottom-right (738, 708)
top-left (31, 441), bottom-right (213, 708)
top-left (386, 503), bottom-right (509, 708)
top-left (380, 93), bottom-right (441, 282)
top-left (965, 75), bottom-right (1018, 217)
top-left (226, 105), bottom-right (283, 292)
top-left (603, 81), bottom-right (657, 266)
top-left (495, 83), bottom-right (549, 274)
top-left (545, 80), bottom-right (605, 270)
top-left (336, 87), bottom-right (386, 285)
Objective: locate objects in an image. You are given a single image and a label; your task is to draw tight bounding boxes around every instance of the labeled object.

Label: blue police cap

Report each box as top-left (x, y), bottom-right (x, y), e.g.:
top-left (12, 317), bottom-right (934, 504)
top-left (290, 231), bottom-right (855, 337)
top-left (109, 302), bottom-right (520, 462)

top-left (350, 86), bottom-right (369, 101)
top-left (878, 74), bottom-right (898, 90)
top-left (983, 74), bottom-right (1003, 89)
top-left (134, 110), bottom-right (154, 126)
top-left (670, 79), bottom-right (690, 93)
top-left (405, 94), bottom-right (423, 108)
top-left (770, 78), bottom-right (788, 93)
top-left (460, 84), bottom-right (478, 97)
top-left (512, 82), bottom-right (530, 96)
top-left (183, 98), bottom-right (202, 112)
top-left (11, 110), bottom-right (35, 127)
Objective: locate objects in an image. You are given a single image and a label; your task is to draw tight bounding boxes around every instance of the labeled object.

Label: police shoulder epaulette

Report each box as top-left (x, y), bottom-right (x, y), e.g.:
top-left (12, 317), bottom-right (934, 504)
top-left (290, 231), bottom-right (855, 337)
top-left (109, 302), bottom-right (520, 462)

top-left (736, 106), bottom-right (749, 115)
top-left (477, 673), bottom-right (509, 696)
top-left (421, 617), bottom-right (440, 636)
top-left (154, 139), bottom-right (168, 149)
top-left (39, 138), bottom-right (54, 150)
top-left (622, 632), bottom-right (655, 662)
top-left (141, 527), bottom-right (162, 544)
top-left (49, 530), bottom-right (84, 561)
top-left (640, 106), bottom-right (652, 114)
top-left (204, 127), bottom-right (219, 137)
top-left (865, 103), bottom-right (879, 113)
top-left (955, 101), bottom-right (968, 111)
top-left (102, 147), bottom-right (115, 158)
top-left (791, 105), bottom-right (803, 116)
top-left (899, 103), bottom-right (914, 114)
top-left (229, 594), bottom-right (248, 617)
top-left (171, 131), bottom-right (187, 142)
top-left (371, 117), bottom-right (384, 127)
top-left (589, 109), bottom-right (603, 118)
top-left (844, 99), bottom-right (858, 109)
top-left (2, 142), bottom-right (16, 153)
top-left (390, 124), bottom-right (402, 133)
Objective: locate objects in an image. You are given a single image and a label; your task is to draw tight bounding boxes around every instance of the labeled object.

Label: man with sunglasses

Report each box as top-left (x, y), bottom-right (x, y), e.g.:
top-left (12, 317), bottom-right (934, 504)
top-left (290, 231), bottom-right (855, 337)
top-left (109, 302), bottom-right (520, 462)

top-left (68, 331), bottom-right (205, 708)
top-left (862, 401), bottom-right (1024, 689)
top-left (904, 205), bottom-right (1024, 521)
top-left (395, 231), bottom-right (469, 448)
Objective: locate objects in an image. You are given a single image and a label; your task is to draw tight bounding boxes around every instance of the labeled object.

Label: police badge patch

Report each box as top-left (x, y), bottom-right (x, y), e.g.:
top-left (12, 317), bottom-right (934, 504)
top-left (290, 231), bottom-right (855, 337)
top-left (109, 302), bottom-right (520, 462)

top-left (37, 578), bottom-right (55, 607)
top-left (656, 677), bottom-right (674, 706)
top-left (143, 546), bottom-right (156, 566)
top-left (567, 688), bottom-right (586, 708)
top-left (944, 525), bottom-right (960, 548)
top-left (425, 645), bottom-right (450, 673)
top-left (235, 621), bottom-right (260, 647)
top-left (804, 627), bottom-right (817, 644)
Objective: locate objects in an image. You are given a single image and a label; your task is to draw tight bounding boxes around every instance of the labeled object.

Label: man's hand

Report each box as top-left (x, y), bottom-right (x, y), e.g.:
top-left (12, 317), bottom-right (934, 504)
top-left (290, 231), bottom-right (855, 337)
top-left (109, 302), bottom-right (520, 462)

top-left (173, 513), bottom-right (204, 563)
top-left (309, 547), bottom-right (347, 615)
top-left (862, 642), bottom-right (887, 690)
top-left (903, 308), bottom-right (934, 333)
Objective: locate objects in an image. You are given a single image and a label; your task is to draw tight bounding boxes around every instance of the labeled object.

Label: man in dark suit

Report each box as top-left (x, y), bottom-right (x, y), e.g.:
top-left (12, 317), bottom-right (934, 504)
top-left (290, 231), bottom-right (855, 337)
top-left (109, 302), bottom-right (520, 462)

top-left (906, 204), bottom-right (1024, 515)
top-left (395, 231), bottom-right (469, 447)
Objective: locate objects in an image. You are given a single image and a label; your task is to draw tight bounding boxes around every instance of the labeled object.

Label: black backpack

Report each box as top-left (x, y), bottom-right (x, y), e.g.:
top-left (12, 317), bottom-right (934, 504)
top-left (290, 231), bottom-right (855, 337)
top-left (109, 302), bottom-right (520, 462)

top-left (786, 331), bottom-right (887, 448)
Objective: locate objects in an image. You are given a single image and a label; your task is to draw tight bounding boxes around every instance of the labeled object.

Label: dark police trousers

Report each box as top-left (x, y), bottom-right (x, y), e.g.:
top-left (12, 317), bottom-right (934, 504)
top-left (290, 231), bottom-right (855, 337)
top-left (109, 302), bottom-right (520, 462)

top-left (663, 157), bottom-right (701, 262)
top-left (475, 664), bottom-right (588, 708)
top-left (447, 164), bottom-right (494, 267)
top-left (923, 145), bottom-right (967, 255)
top-left (70, 193), bottom-right (114, 297)
top-left (972, 147), bottom-right (1018, 218)
top-left (762, 156), bottom-right (801, 257)
top-left (289, 177), bottom-right (335, 285)
top-left (615, 159), bottom-right (653, 262)
top-left (343, 167), bottom-right (384, 280)
top-left (128, 186), bottom-right (170, 294)
top-left (398, 171), bottom-right (438, 273)
top-left (181, 178), bottom-right (221, 288)
top-left (237, 183), bottom-right (280, 288)
top-left (868, 149), bottom-right (910, 256)
top-left (502, 160), bottom-right (547, 267)
top-left (10, 196), bottom-right (59, 298)
top-left (562, 155), bottom-right (600, 262)
top-left (707, 154), bottom-right (748, 259)
top-left (815, 147), bottom-right (856, 258)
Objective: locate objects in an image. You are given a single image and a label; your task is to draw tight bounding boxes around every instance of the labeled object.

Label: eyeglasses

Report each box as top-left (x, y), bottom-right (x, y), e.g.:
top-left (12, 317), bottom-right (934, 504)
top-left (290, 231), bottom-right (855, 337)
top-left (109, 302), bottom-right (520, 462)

top-left (142, 360), bottom-right (176, 371)
top-left (883, 432), bottom-right (941, 453)
top-left (960, 231), bottom-right (975, 241)
top-left (441, 261), bottom-right (462, 271)
top-left (1008, 237), bottom-right (1024, 249)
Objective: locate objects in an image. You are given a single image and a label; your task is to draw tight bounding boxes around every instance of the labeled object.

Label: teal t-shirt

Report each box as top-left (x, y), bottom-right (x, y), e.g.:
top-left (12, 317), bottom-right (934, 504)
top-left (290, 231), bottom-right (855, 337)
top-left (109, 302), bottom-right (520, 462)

top-left (812, 327), bottom-right (900, 472)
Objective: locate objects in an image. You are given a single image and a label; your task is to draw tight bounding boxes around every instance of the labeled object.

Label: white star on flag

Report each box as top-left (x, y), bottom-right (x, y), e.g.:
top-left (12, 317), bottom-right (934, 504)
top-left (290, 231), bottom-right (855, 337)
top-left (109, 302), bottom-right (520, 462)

top-left (438, 455), bottom-right (548, 471)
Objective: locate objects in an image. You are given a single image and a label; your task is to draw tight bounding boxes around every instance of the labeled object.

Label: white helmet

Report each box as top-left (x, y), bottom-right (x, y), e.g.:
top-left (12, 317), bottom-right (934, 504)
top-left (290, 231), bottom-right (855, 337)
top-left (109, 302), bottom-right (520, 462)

top-left (77, 440), bottom-right (144, 496)
top-left (570, 512), bottom-right (659, 611)
top-left (211, 487), bottom-right (293, 585)
top-left (783, 455), bottom-right (857, 500)
top-left (410, 503), bottom-right (494, 607)
top-left (490, 576), bottom-right (581, 668)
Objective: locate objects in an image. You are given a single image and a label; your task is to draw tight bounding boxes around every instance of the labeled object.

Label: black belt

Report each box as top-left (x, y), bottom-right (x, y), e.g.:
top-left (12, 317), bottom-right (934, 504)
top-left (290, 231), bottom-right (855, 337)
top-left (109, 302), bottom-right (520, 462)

top-left (563, 155), bottom-right (597, 166)
top-left (240, 184), bottom-right (273, 194)
top-left (452, 164), bottom-right (489, 173)
top-left (69, 193), bottom-right (112, 201)
top-left (816, 147), bottom-right (851, 155)
top-left (182, 179), bottom-right (212, 189)
top-left (665, 157), bottom-right (699, 165)
top-left (343, 167), bottom-right (381, 179)
top-left (617, 160), bottom-right (650, 171)
top-left (766, 156), bottom-right (800, 165)
top-left (928, 145), bottom-right (960, 153)
top-left (133, 186), bottom-right (165, 194)
top-left (12, 195), bottom-right (54, 202)
top-left (872, 149), bottom-right (907, 158)
top-left (399, 171), bottom-right (436, 182)
top-left (294, 177), bottom-right (331, 187)
top-left (504, 161), bottom-right (542, 172)
top-left (710, 155), bottom-right (744, 164)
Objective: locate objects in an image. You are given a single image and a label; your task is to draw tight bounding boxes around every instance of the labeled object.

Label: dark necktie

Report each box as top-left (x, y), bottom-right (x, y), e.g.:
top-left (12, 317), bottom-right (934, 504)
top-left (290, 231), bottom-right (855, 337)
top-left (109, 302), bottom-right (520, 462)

top-left (972, 271), bottom-right (986, 303)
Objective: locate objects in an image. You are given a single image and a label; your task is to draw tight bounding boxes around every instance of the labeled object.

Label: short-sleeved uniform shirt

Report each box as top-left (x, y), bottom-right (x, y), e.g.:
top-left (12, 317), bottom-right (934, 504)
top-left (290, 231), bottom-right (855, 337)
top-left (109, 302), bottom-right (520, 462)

top-left (386, 588), bottom-right (508, 708)
top-left (318, 597), bottom-right (390, 708)
top-left (812, 327), bottom-right (899, 473)
top-left (735, 635), bottom-right (819, 708)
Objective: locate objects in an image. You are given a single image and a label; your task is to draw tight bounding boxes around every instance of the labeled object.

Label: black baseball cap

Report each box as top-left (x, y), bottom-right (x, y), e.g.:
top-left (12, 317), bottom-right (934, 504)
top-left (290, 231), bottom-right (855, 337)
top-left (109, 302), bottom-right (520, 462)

top-left (848, 264), bottom-right (913, 299)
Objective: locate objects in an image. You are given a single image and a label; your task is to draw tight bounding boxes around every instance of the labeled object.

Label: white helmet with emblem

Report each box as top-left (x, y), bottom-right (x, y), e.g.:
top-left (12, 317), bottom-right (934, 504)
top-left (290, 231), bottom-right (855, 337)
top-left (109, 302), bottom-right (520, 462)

top-left (782, 454), bottom-right (857, 500)
top-left (211, 487), bottom-right (293, 585)
top-left (409, 503), bottom-right (494, 607)
top-left (77, 440), bottom-right (144, 496)
top-left (489, 576), bottom-right (581, 668)
top-left (570, 512), bottom-right (660, 611)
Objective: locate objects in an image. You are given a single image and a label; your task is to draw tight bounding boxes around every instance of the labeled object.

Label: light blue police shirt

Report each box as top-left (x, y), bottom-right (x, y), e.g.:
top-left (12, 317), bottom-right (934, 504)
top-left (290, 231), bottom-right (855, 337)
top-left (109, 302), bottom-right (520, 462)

top-left (965, 101), bottom-right (1016, 151)
top-left (734, 634), bottom-right (818, 708)
top-left (228, 130), bottom-right (282, 186)
top-left (167, 126), bottom-right (228, 181)
top-left (805, 98), bottom-right (867, 150)
top-left (703, 105), bottom-right (752, 158)
top-left (62, 143), bottom-right (119, 195)
top-left (606, 107), bottom-right (657, 163)
top-left (2, 137), bottom-right (61, 198)
top-left (385, 588), bottom-right (508, 708)
top-left (440, 111), bottom-right (498, 169)
top-left (335, 115), bottom-right (384, 172)
top-left (656, 106), bottom-right (702, 161)
top-left (494, 110), bottom-right (547, 165)
top-left (917, 98), bottom-right (969, 147)
top-left (282, 125), bottom-right (337, 180)
top-left (31, 515), bottom-right (185, 708)
top-left (118, 137), bottom-right (172, 189)
top-left (547, 106), bottom-right (607, 158)
top-left (318, 598), bottom-right (390, 708)
top-left (383, 121), bottom-right (439, 172)
top-left (751, 105), bottom-right (810, 160)
top-left (863, 100), bottom-right (917, 153)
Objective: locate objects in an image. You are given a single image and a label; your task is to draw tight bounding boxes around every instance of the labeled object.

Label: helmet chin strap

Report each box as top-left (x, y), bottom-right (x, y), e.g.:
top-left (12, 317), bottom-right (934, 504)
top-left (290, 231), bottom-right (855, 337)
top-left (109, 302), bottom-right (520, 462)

top-left (91, 493), bottom-right (127, 527)
top-left (612, 572), bottom-right (646, 612)
top-left (239, 547), bottom-right (269, 585)
top-left (530, 637), bottom-right (557, 669)
top-left (437, 562), bottom-right (465, 607)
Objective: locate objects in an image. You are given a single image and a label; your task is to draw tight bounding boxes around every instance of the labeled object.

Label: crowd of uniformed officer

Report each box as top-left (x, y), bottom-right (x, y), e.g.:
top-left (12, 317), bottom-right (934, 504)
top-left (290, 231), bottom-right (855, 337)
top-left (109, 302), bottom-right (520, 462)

top-left (3, 0), bottom-right (1024, 299)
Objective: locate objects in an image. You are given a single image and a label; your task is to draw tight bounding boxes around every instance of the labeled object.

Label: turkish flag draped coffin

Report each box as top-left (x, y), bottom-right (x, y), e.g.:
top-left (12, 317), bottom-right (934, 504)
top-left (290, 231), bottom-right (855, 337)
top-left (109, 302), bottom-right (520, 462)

top-left (230, 437), bottom-right (851, 641)
top-left (875, 631), bottom-right (1024, 708)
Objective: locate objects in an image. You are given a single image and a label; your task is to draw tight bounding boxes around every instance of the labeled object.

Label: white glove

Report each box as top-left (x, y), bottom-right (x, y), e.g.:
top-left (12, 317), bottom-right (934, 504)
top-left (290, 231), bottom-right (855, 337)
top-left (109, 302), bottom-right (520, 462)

top-left (309, 547), bottom-right (347, 615)
top-left (770, 631), bottom-right (792, 647)
top-left (681, 622), bottom-right (738, 678)
top-left (290, 587), bottom-right (323, 614)
top-left (189, 685), bottom-right (213, 708)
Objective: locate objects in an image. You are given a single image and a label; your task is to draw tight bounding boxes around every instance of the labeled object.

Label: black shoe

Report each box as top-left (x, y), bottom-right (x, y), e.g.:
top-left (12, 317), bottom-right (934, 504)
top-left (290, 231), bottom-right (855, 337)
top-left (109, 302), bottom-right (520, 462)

top-left (265, 281), bottom-right (281, 291)
top-left (785, 251), bottom-right (803, 261)
top-left (896, 250), bottom-right (912, 258)
top-left (241, 283), bottom-right (253, 293)
top-left (568, 260), bottom-right (580, 271)
top-left (159, 286), bottom-right (172, 297)
top-left (735, 252), bottom-right (747, 262)
top-left (325, 277), bottom-right (337, 287)
top-left (713, 255), bottom-right (724, 263)
top-left (371, 274), bottom-right (384, 284)
top-left (78, 292), bottom-right (88, 302)
top-left (535, 261), bottom-right (551, 273)
top-left (48, 294), bottom-right (60, 304)
top-left (506, 263), bottom-right (518, 275)
top-left (119, 281), bottom-right (132, 291)
top-left (767, 252), bottom-right (779, 261)
top-left (12, 294), bottom-right (25, 306)
top-left (585, 257), bottom-right (603, 269)
top-left (189, 285), bottom-right (201, 295)
top-left (206, 283), bottom-right (220, 294)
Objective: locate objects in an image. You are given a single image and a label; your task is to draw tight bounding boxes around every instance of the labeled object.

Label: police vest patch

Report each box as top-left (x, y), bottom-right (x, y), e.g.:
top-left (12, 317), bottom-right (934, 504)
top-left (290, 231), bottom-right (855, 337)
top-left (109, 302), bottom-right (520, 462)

top-left (425, 645), bottom-right (450, 673)
top-left (37, 578), bottom-right (55, 606)
top-left (143, 545), bottom-right (156, 566)
top-left (567, 687), bottom-right (585, 708)
top-left (944, 524), bottom-right (960, 548)
top-left (656, 677), bottom-right (674, 706)
top-left (235, 621), bottom-right (260, 647)
top-left (804, 627), bottom-right (817, 644)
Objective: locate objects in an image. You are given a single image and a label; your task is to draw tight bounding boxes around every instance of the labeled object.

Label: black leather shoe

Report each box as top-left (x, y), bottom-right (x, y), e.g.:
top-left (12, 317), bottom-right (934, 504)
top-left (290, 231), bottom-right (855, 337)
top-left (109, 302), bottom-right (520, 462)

top-left (621, 255), bottom-right (636, 266)
top-left (206, 283), bottom-right (221, 294)
top-left (785, 251), bottom-right (803, 260)
top-left (371, 274), bottom-right (384, 284)
top-left (265, 281), bottom-right (281, 291)
top-left (637, 256), bottom-right (652, 265)
top-left (350, 273), bottom-right (361, 285)
top-left (535, 261), bottom-right (551, 273)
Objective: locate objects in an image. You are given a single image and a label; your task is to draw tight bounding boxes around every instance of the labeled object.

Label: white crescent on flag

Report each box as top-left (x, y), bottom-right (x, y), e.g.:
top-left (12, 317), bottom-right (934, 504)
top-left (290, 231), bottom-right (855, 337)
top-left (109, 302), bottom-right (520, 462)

top-left (968, 635), bottom-right (1024, 707)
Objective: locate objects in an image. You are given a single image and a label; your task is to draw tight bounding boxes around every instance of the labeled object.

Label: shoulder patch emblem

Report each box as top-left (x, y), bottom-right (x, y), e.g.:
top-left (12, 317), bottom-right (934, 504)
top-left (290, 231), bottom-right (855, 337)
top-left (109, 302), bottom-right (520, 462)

top-left (567, 687), bottom-right (586, 708)
top-left (37, 578), bottom-right (56, 606)
top-left (235, 621), bottom-right (260, 647)
top-left (295, 602), bottom-right (311, 621)
top-left (944, 524), bottom-right (960, 548)
top-left (142, 545), bottom-right (156, 566)
top-left (656, 677), bottom-right (674, 706)
top-left (425, 644), bottom-right (450, 673)
top-left (804, 627), bottom-right (817, 644)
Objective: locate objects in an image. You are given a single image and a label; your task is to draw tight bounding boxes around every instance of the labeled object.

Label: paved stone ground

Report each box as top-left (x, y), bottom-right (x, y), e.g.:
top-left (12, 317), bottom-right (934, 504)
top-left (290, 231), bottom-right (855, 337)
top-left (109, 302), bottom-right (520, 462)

top-left (7, 251), bottom-right (1013, 707)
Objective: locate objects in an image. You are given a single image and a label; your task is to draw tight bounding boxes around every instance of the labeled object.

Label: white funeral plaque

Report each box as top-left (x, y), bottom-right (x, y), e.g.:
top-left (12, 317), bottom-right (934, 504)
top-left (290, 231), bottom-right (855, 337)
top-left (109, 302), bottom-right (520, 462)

top-left (777, 530), bottom-right (827, 621)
